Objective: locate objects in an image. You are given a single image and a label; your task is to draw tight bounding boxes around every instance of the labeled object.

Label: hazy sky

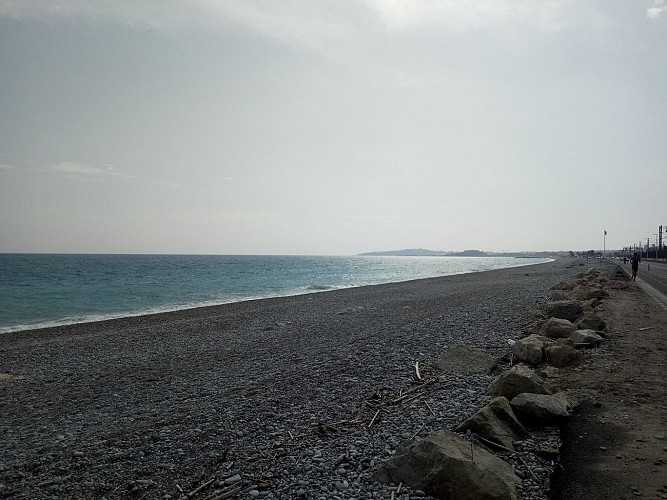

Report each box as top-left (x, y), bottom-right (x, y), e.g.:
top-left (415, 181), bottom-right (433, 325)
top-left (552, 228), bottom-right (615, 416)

top-left (1, 1), bottom-right (666, 255)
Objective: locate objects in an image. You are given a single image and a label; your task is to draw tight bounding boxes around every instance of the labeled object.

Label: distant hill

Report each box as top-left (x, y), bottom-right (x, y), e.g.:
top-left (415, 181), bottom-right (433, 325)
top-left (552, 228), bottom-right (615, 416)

top-left (359, 248), bottom-right (488, 257)
top-left (359, 249), bottom-right (564, 258)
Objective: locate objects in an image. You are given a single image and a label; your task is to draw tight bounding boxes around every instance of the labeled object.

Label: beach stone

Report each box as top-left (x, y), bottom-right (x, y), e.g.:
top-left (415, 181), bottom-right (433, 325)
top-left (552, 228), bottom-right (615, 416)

top-left (546, 300), bottom-right (583, 323)
top-left (531, 431), bottom-right (563, 461)
top-left (374, 430), bottom-right (519, 500)
top-left (576, 313), bottom-right (607, 332)
top-left (487, 364), bottom-right (555, 400)
top-left (455, 397), bottom-right (528, 450)
top-left (545, 340), bottom-right (579, 367)
top-left (550, 290), bottom-right (569, 301)
top-left (550, 281), bottom-right (575, 291)
top-left (510, 393), bottom-right (570, 426)
top-left (580, 299), bottom-right (598, 314)
top-left (435, 345), bottom-right (496, 374)
top-left (512, 334), bottom-right (548, 365)
top-left (570, 329), bottom-right (604, 348)
top-left (540, 317), bottom-right (577, 338)
top-left (569, 285), bottom-right (609, 301)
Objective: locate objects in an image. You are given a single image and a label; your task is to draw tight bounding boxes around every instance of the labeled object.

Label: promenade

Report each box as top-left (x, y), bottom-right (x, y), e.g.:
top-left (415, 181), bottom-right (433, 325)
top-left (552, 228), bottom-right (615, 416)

top-left (635, 259), bottom-right (667, 311)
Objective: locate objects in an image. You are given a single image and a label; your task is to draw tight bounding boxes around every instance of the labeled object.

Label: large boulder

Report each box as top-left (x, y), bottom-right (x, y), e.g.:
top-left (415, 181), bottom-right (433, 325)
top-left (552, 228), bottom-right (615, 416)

top-left (579, 299), bottom-right (598, 314)
top-left (436, 345), bottom-right (497, 374)
top-left (576, 313), bottom-right (607, 331)
top-left (374, 430), bottom-right (519, 500)
top-left (512, 334), bottom-right (548, 365)
top-left (570, 329), bottom-right (604, 348)
top-left (550, 281), bottom-right (575, 291)
top-left (550, 290), bottom-right (570, 301)
top-left (487, 364), bottom-right (556, 400)
top-left (545, 300), bottom-right (583, 323)
top-left (569, 285), bottom-right (609, 301)
top-left (540, 317), bottom-right (577, 338)
top-left (510, 393), bottom-right (570, 426)
top-left (455, 397), bottom-right (528, 450)
top-left (544, 339), bottom-right (579, 367)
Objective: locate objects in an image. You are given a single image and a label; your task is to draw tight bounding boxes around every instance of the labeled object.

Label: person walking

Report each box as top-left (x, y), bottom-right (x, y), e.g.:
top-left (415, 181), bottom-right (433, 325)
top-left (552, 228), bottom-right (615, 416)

top-left (630, 252), bottom-right (640, 281)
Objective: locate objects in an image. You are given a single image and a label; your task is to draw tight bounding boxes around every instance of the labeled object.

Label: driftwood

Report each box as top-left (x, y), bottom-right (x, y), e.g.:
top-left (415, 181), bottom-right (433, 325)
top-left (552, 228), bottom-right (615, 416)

top-left (207, 484), bottom-right (243, 500)
top-left (474, 435), bottom-right (541, 483)
top-left (187, 477), bottom-right (216, 497)
top-left (367, 409), bottom-right (381, 428)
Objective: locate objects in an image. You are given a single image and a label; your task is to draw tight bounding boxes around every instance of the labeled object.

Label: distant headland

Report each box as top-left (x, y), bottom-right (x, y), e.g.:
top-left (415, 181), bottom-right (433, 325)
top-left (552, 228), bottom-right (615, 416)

top-left (359, 248), bottom-right (563, 258)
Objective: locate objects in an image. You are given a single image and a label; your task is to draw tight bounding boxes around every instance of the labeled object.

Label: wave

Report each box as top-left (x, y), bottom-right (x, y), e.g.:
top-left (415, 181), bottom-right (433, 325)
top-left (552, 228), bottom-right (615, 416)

top-left (0, 256), bottom-right (553, 334)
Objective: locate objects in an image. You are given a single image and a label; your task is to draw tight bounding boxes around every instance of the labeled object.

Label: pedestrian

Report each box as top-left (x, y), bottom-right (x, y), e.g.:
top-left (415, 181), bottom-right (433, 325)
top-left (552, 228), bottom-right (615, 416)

top-left (630, 252), bottom-right (640, 281)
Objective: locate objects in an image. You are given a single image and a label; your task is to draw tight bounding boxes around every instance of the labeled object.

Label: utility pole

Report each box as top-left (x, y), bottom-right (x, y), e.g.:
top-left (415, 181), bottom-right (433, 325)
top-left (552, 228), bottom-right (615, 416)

top-left (660, 225), bottom-right (663, 251)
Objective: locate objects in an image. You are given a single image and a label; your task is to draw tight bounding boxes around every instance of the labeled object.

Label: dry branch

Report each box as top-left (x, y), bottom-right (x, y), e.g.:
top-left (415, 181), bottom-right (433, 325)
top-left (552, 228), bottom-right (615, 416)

top-left (187, 477), bottom-right (216, 497)
top-left (367, 409), bottom-right (381, 428)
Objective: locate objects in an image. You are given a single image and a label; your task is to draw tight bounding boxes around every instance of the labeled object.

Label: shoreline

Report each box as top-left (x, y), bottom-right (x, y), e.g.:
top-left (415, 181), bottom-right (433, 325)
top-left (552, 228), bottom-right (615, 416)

top-left (0, 258), bottom-right (582, 499)
top-left (0, 257), bottom-right (553, 335)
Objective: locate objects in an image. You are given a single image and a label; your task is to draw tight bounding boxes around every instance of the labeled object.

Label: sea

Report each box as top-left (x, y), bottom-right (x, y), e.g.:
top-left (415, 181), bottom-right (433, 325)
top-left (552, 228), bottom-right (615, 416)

top-left (0, 254), bottom-right (552, 333)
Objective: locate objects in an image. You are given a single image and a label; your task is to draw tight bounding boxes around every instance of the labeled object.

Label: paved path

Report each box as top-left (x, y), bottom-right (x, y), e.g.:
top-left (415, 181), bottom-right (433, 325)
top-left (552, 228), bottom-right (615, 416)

top-left (633, 259), bottom-right (667, 311)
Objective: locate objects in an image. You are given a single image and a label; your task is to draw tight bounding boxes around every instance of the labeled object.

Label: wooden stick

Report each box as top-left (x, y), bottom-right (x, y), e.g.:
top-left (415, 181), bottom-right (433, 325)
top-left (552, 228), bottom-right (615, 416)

top-left (390, 492), bottom-right (395, 500)
top-left (368, 409), bottom-right (381, 428)
top-left (474, 436), bottom-right (540, 482)
top-left (395, 391), bottom-right (425, 405)
top-left (414, 361), bottom-right (422, 380)
top-left (410, 424), bottom-right (425, 440)
top-left (202, 490), bottom-right (223, 500)
top-left (188, 477), bottom-right (216, 497)
top-left (396, 482), bottom-right (403, 494)
top-left (288, 430), bottom-right (294, 440)
top-left (209, 484), bottom-right (243, 500)
top-left (395, 379), bottom-right (432, 399)
top-left (425, 401), bottom-right (436, 416)
top-left (392, 390), bottom-right (424, 403)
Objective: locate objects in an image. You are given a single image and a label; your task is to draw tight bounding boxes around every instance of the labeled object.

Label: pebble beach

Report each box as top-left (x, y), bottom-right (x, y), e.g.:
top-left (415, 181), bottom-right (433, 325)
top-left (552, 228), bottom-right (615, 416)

top-left (0, 259), bottom-right (583, 499)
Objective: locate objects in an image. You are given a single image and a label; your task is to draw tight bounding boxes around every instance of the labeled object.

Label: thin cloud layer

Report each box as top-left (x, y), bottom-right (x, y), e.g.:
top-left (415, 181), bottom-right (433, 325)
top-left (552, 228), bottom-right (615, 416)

top-left (363, 0), bottom-right (575, 31)
top-left (0, 0), bottom-right (613, 34)
top-left (52, 162), bottom-right (122, 177)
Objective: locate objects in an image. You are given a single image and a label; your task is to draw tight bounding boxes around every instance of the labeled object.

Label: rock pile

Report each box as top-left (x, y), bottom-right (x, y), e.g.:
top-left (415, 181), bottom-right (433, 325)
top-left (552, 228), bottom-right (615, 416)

top-left (374, 267), bottom-right (611, 499)
top-left (515, 267), bottom-right (609, 367)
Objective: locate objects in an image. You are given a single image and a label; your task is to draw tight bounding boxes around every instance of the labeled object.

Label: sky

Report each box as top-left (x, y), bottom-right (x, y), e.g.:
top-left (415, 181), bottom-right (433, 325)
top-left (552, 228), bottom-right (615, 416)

top-left (1, 0), bottom-right (666, 255)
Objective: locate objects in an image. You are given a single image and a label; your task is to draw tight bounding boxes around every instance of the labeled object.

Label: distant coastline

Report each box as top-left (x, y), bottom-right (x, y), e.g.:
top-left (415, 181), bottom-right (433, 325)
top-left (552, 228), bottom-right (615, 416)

top-left (359, 248), bottom-right (562, 258)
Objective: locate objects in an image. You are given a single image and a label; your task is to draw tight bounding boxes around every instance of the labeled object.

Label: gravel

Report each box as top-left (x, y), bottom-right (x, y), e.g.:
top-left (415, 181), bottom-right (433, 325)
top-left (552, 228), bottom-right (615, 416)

top-left (0, 259), bottom-right (585, 499)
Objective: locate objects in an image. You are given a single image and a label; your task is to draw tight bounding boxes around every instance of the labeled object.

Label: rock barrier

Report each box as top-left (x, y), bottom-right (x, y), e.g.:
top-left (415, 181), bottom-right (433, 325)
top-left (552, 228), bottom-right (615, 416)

top-left (375, 265), bottom-right (612, 499)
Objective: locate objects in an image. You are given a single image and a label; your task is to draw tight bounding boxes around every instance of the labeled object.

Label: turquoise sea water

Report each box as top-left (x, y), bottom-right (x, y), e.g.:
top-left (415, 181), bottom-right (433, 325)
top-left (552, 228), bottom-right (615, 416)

top-left (0, 254), bottom-right (551, 333)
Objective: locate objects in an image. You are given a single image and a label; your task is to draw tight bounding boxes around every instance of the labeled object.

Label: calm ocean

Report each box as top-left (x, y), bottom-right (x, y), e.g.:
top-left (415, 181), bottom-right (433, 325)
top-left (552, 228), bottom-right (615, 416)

top-left (0, 254), bottom-right (551, 333)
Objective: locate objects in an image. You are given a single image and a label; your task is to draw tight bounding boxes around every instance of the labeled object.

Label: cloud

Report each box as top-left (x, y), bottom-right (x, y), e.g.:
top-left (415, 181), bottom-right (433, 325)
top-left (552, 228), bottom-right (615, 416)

top-left (647, 0), bottom-right (666, 18)
top-left (362, 0), bottom-right (576, 31)
top-left (647, 7), bottom-right (666, 18)
top-left (0, 0), bottom-right (580, 38)
top-left (0, 163), bottom-right (18, 171)
top-left (52, 161), bottom-right (121, 176)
